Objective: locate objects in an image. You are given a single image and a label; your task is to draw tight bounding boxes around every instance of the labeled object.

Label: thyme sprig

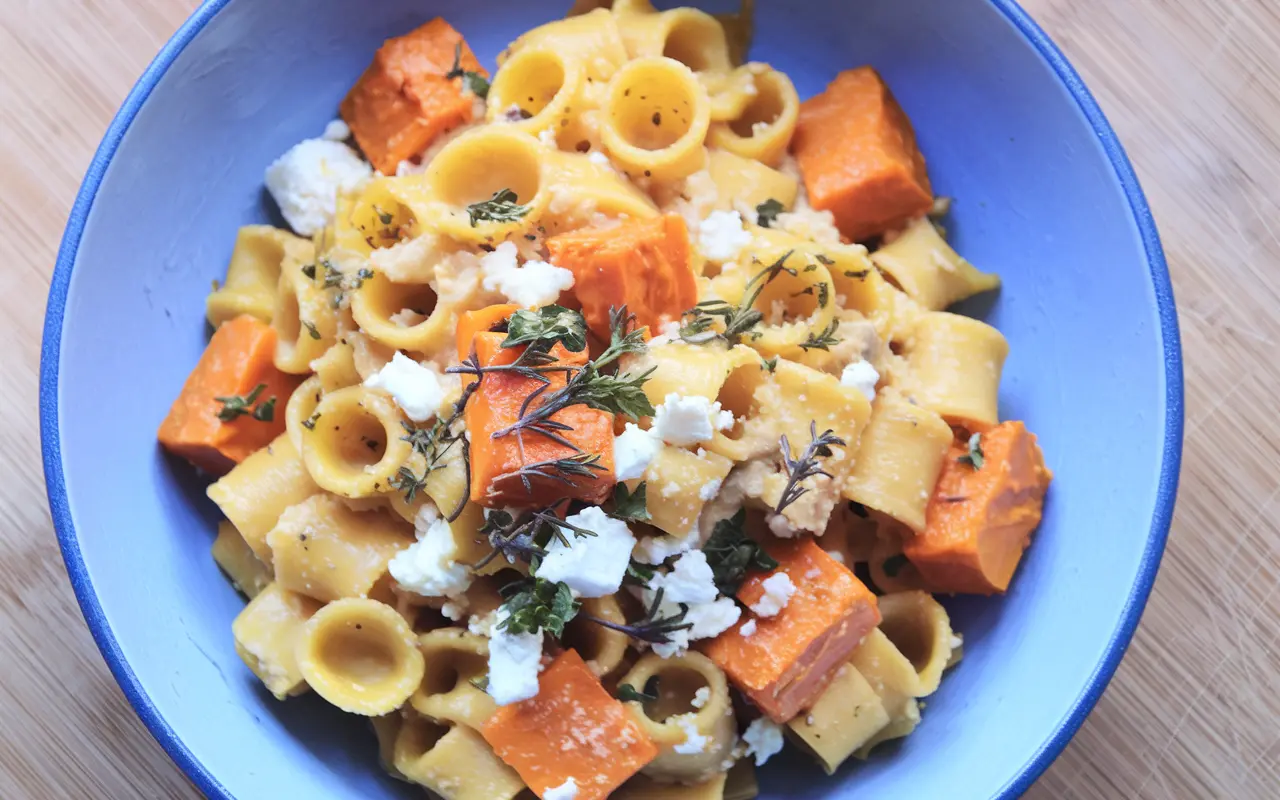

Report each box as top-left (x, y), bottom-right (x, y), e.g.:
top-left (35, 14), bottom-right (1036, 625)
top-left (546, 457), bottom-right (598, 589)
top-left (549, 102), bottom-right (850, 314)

top-left (678, 251), bottom-right (797, 345)
top-left (471, 509), bottom-right (547, 572)
top-left (775, 421), bottom-right (848, 514)
top-left (214, 383), bottom-right (276, 423)
top-left (466, 188), bottom-right (530, 227)
top-left (579, 587), bottom-right (693, 645)
top-left (494, 453), bottom-right (608, 497)
top-left (446, 42), bottom-right (490, 98)
top-left (391, 380), bottom-right (479, 521)
top-left (799, 319), bottom-right (841, 351)
top-left (958, 432), bottom-right (984, 469)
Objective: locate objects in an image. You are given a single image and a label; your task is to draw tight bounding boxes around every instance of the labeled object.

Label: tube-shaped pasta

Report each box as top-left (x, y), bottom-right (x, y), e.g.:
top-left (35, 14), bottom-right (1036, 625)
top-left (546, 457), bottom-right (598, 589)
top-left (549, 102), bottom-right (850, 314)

top-left (562, 595), bottom-right (631, 678)
top-left (503, 8), bottom-right (628, 80)
top-left (539, 149), bottom-right (660, 234)
top-left (212, 520), bottom-right (272, 599)
top-left (634, 342), bottom-right (760, 408)
top-left (616, 773), bottom-right (728, 799)
top-left (285, 375), bottom-right (323, 454)
top-left (296, 597), bottom-right (425, 715)
top-left (614, 1), bottom-right (732, 74)
top-left (393, 715), bottom-right (525, 800)
top-left (707, 66), bottom-right (799, 167)
top-left (868, 527), bottom-right (927, 594)
top-left (706, 148), bottom-right (798, 213)
top-left (739, 250), bottom-right (839, 361)
top-left (300, 385), bottom-right (415, 498)
top-left (233, 582), bottom-right (321, 699)
top-left (207, 433), bottom-right (319, 566)
top-left (411, 628), bottom-right (495, 730)
top-left (900, 311), bottom-right (1009, 430)
top-left (488, 46), bottom-right (589, 148)
top-left (620, 652), bottom-right (736, 784)
top-left (370, 713), bottom-right (407, 782)
top-left (207, 225), bottom-right (313, 327)
top-left (312, 341), bottom-right (362, 391)
top-left (849, 628), bottom-right (923, 757)
top-left (876, 590), bottom-right (958, 697)
top-left (349, 272), bottom-right (449, 352)
top-left (787, 662), bottom-right (891, 774)
top-left (267, 494), bottom-right (412, 603)
top-left (702, 65), bottom-right (759, 122)
top-left (273, 258), bottom-right (338, 374)
top-left (601, 57), bottom-right (711, 181)
top-left (643, 445), bottom-right (734, 538)
top-left (419, 127), bottom-right (550, 245)
top-left (870, 217), bottom-right (1000, 311)
top-left (843, 392), bottom-right (954, 533)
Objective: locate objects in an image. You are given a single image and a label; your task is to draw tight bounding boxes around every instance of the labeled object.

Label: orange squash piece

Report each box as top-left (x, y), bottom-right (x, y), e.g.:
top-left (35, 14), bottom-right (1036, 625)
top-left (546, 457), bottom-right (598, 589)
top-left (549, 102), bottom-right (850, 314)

top-left (703, 539), bottom-right (880, 723)
top-left (158, 315), bottom-right (301, 476)
top-left (546, 214), bottom-right (696, 341)
top-left (903, 421), bottom-right (1052, 595)
top-left (464, 331), bottom-right (615, 507)
top-left (456, 304), bottom-right (521, 365)
top-left (791, 67), bottom-right (934, 242)
top-left (340, 18), bottom-right (487, 175)
top-left (481, 650), bottom-right (658, 800)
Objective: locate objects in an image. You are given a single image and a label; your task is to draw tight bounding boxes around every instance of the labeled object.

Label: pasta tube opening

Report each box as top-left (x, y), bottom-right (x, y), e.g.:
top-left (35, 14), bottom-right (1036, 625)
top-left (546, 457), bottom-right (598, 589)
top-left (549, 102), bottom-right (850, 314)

top-left (661, 9), bottom-right (732, 73)
top-left (709, 67), bottom-right (799, 166)
top-left (301, 386), bottom-right (413, 498)
top-left (488, 47), bottom-right (576, 132)
top-left (602, 57), bottom-right (711, 180)
top-left (425, 128), bottom-right (547, 241)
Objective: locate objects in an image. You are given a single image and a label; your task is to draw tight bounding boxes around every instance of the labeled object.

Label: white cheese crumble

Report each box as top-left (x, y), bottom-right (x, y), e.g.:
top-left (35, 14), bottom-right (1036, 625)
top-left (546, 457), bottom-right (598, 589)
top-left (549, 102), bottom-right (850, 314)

top-left (749, 573), bottom-right (796, 618)
top-left (321, 119), bottom-right (350, 141)
top-left (363, 351), bottom-right (446, 423)
top-left (672, 714), bottom-right (709, 754)
top-left (468, 611), bottom-right (498, 637)
top-left (698, 478), bottom-right (723, 501)
top-left (840, 359), bottom-right (880, 402)
top-left (767, 513), bottom-right (799, 538)
top-left (742, 717), bottom-right (785, 766)
top-left (388, 506), bottom-right (472, 599)
top-left (691, 686), bottom-right (711, 709)
top-left (740, 619), bottom-right (758, 637)
top-left (651, 393), bottom-right (735, 447)
top-left (538, 127), bottom-right (559, 147)
top-left (649, 592), bottom-right (741, 659)
top-left (487, 608), bottom-right (544, 706)
top-left (264, 138), bottom-right (371, 236)
top-left (614, 423), bottom-right (662, 482)
top-left (633, 527), bottom-right (699, 565)
top-left (535, 506), bottom-right (635, 598)
top-left (647, 320), bottom-right (684, 347)
top-left (587, 151), bottom-right (611, 167)
top-left (697, 210), bottom-right (753, 262)
top-left (826, 550), bottom-right (846, 564)
top-left (544, 778), bottom-right (579, 800)
top-left (480, 241), bottom-right (575, 308)
top-left (650, 550), bottom-right (718, 605)
top-left (441, 599), bottom-right (468, 621)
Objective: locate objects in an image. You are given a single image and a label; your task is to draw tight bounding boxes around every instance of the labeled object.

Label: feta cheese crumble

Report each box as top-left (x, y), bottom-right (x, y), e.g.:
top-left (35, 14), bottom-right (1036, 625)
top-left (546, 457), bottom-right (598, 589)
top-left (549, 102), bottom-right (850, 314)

top-left (698, 478), bottom-right (723, 501)
top-left (649, 550), bottom-right (718, 605)
top-left (691, 686), bottom-right (711, 708)
top-left (587, 151), bottom-right (611, 167)
top-left (739, 619), bottom-right (758, 637)
top-left (749, 572), bottom-right (796, 618)
top-left (265, 138), bottom-right (371, 236)
top-left (321, 119), bottom-right (351, 141)
top-left (364, 351), bottom-right (446, 423)
top-left (647, 589), bottom-right (741, 659)
top-left (480, 241), bottom-right (575, 307)
top-left (672, 714), bottom-right (709, 754)
top-left (614, 423), bottom-right (662, 481)
top-left (742, 717), bottom-right (785, 766)
top-left (840, 359), bottom-right (880, 402)
top-left (487, 608), bottom-right (544, 705)
top-left (633, 527), bottom-right (699, 565)
top-left (651, 393), bottom-right (734, 447)
top-left (544, 778), bottom-right (579, 800)
top-left (388, 506), bottom-right (472, 599)
top-left (534, 507), bottom-right (636, 598)
top-left (697, 210), bottom-right (753, 262)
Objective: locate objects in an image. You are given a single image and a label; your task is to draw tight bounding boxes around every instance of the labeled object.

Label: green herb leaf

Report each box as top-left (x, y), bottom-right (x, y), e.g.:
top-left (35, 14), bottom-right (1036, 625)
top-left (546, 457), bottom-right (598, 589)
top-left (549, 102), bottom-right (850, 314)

top-left (321, 259), bottom-right (344, 288)
top-left (301, 320), bottom-right (321, 340)
top-left (761, 356), bottom-right (778, 373)
top-left (251, 397), bottom-right (276, 422)
top-left (446, 42), bottom-right (490, 98)
top-left (502, 305), bottom-right (588, 354)
top-left (755, 198), bottom-right (784, 228)
top-left (498, 578), bottom-right (580, 638)
top-left (388, 466), bottom-right (427, 504)
top-left (302, 412), bottom-right (320, 431)
top-left (625, 558), bottom-right (655, 584)
top-left (702, 509), bottom-right (778, 595)
top-left (958, 432), bottom-right (984, 469)
top-left (610, 481), bottom-right (650, 522)
top-left (576, 369), bottom-right (655, 420)
top-left (617, 682), bottom-right (658, 703)
top-left (214, 383), bottom-right (274, 423)
top-left (799, 319), bottom-right (841, 351)
top-left (466, 188), bottom-right (530, 227)
top-left (776, 422), bottom-right (847, 514)
top-left (469, 675), bottom-right (490, 691)
top-left (301, 263), bottom-right (317, 280)
top-left (352, 268), bottom-right (375, 289)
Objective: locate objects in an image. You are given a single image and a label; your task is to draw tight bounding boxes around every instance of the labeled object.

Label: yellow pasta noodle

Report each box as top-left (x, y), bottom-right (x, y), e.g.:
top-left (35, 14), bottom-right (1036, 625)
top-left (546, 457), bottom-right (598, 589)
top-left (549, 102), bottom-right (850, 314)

top-left (272, 257), bottom-right (338, 374)
top-left (232, 582), bottom-right (321, 699)
top-left (615, 1), bottom-right (732, 74)
top-left (296, 597), bottom-right (425, 715)
top-left (207, 225), bottom-right (314, 327)
top-left (707, 65), bottom-right (799, 167)
top-left (411, 627), bottom-right (495, 730)
top-left (393, 715), bottom-right (525, 800)
top-left (300, 385), bottom-right (415, 498)
top-left (488, 47), bottom-right (592, 149)
top-left (848, 628), bottom-right (923, 757)
top-left (706, 148), bottom-right (799, 214)
top-left (370, 713), bottom-right (408, 782)
top-left (601, 57), bottom-right (711, 181)
top-left (211, 521), bottom-right (272, 599)
top-left (562, 596), bottom-right (632, 678)
top-left (311, 340), bottom-right (362, 391)
top-left (284, 375), bottom-right (324, 455)
top-left (349, 270), bottom-right (451, 353)
top-left (634, 341), bottom-right (760, 407)
top-left (643, 445), bottom-right (734, 538)
top-left (787, 662), bottom-right (892, 773)
top-left (540, 148), bottom-right (660, 233)
top-left (899, 311), bottom-right (1009, 430)
top-left (870, 217), bottom-right (1000, 311)
top-left (207, 433), bottom-right (319, 566)
top-left (876, 590), bottom-right (958, 696)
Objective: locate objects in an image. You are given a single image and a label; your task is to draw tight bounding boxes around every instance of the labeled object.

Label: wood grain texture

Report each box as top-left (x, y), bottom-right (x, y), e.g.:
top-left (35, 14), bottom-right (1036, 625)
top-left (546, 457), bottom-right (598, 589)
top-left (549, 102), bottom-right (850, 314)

top-left (2, 0), bottom-right (1267, 797)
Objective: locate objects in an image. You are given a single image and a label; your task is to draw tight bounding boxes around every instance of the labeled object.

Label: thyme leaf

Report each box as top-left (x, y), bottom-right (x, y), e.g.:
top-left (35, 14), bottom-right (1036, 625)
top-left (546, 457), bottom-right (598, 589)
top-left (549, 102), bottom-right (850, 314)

top-left (610, 481), bottom-right (650, 523)
top-left (446, 42), bottom-right (490, 99)
top-left (498, 578), bottom-right (579, 637)
top-left (502, 305), bottom-right (588, 354)
top-left (799, 319), bottom-right (841, 351)
top-left (755, 198), bottom-right (785, 228)
top-left (466, 188), bottom-right (530, 227)
top-left (775, 421), bottom-right (848, 514)
top-left (214, 383), bottom-right (276, 423)
top-left (958, 432), bottom-right (984, 469)
top-left (702, 509), bottom-right (778, 595)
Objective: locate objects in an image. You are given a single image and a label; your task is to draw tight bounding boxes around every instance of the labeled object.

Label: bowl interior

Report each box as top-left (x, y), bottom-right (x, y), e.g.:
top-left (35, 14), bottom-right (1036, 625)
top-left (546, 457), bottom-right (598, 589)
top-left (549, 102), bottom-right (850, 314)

top-left (44, 0), bottom-right (1178, 798)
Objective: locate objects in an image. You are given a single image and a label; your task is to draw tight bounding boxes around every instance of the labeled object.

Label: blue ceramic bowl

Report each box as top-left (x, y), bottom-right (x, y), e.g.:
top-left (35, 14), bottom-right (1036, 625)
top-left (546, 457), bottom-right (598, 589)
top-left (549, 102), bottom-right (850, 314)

top-left (40, 1), bottom-right (1182, 798)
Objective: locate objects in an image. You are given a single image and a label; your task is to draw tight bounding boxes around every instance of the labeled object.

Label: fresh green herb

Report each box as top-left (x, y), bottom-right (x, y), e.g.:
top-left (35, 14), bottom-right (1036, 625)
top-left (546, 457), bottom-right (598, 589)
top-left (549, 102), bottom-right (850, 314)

top-left (214, 383), bottom-right (276, 423)
top-left (625, 558), bottom-right (656, 584)
top-left (318, 259), bottom-right (344, 289)
top-left (882, 554), bottom-right (909, 578)
top-left (815, 254), bottom-right (835, 266)
top-left (473, 509), bottom-right (547, 571)
top-left (799, 320), bottom-right (841, 351)
top-left (446, 42), bottom-right (491, 98)
top-left (374, 206), bottom-right (394, 226)
top-left (610, 481), bottom-right (650, 522)
top-left (581, 587), bottom-right (693, 645)
top-left (466, 188), bottom-right (530, 227)
top-left (761, 356), bottom-right (778, 373)
top-left (755, 198), bottom-right (784, 228)
top-left (617, 681), bottom-right (658, 703)
top-left (301, 263), bottom-right (317, 280)
top-left (776, 422), bottom-right (847, 514)
top-left (495, 453), bottom-right (608, 497)
top-left (747, 249), bottom-right (798, 288)
top-left (352, 268), bottom-right (375, 289)
top-left (388, 466), bottom-right (427, 504)
top-left (678, 314), bottom-right (717, 344)
top-left (498, 578), bottom-right (580, 637)
top-left (301, 320), bottom-right (321, 340)
top-left (502, 305), bottom-right (588, 354)
top-left (678, 252), bottom-right (797, 346)
top-left (817, 281), bottom-right (830, 308)
top-left (469, 675), bottom-right (489, 691)
top-left (843, 269), bottom-right (870, 280)
top-left (534, 506), bottom-right (602, 547)
top-left (958, 432), bottom-right (984, 469)
top-left (702, 509), bottom-right (778, 595)
top-left (302, 412), bottom-right (321, 431)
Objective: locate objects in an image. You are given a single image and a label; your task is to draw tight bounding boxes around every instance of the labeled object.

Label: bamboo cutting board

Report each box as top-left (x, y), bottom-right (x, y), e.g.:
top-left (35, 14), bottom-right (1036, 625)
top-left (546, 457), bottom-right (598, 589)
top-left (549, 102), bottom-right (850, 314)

top-left (0, 0), bottom-right (1274, 797)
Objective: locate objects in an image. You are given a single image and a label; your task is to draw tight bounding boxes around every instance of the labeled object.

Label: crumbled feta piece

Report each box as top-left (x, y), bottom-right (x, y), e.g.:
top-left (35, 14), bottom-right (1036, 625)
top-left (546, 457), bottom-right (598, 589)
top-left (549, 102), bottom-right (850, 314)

top-left (698, 478), bottom-right (722, 501)
top-left (535, 507), bottom-right (635, 598)
top-left (767, 513), bottom-right (798, 538)
top-left (749, 573), bottom-right (796, 618)
top-left (840, 359), bottom-right (880, 402)
top-left (740, 619), bottom-right (757, 637)
top-left (672, 714), bottom-right (709, 754)
top-left (538, 127), bottom-right (558, 147)
top-left (691, 686), bottom-right (711, 708)
top-left (364, 351), bottom-right (445, 422)
top-left (633, 527), bottom-right (699, 565)
top-left (468, 611), bottom-right (498, 637)
top-left (826, 550), bottom-right (845, 564)
top-left (388, 507), bottom-right (472, 598)
top-left (487, 609), bottom-right (544, 705)
top-left (650, 550), bottom-right (718, 605)
top-left (697, 210), bottom-right (753, 262)
top-left (647, 320), bottom-right (684, 346)
top-left (614, 423), bottom-right (662, 481)
top-left (742, 717), bottom-right (785, 766)
top-left (265, 138), bottom-right (371, 236)
top-left (321, 119), bottom-right (350, 141)
top-left (651, 393), bottom-right (734, 446)
top-left (544, 778), bottom-right (579, 800)
top-left (480, 241), bottom-right (575, 307)
top-left (441, 599), bottom-right (468, 620)
top-left (587, 151), bottom-right (611, 167)
top-left (651, 595), bottom-right (741, 658)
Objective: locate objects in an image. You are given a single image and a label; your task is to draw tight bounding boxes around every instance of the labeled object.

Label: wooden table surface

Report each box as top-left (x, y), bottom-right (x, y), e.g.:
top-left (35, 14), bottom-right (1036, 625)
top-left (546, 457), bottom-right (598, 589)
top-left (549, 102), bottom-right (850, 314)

top-left (2, 0), bottom-right (1273, 797)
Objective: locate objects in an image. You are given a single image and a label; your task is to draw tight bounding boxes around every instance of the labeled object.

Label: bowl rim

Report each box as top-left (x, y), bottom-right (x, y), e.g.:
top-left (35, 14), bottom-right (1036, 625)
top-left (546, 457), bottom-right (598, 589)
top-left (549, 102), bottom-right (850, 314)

top-left (38, 1), bottom-right (1184, 797)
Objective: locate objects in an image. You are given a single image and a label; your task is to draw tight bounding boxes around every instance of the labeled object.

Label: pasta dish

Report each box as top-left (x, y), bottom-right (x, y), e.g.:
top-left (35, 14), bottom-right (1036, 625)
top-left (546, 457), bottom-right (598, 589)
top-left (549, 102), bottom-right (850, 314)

top-left (157, 3), bottom-right (1052, 798)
